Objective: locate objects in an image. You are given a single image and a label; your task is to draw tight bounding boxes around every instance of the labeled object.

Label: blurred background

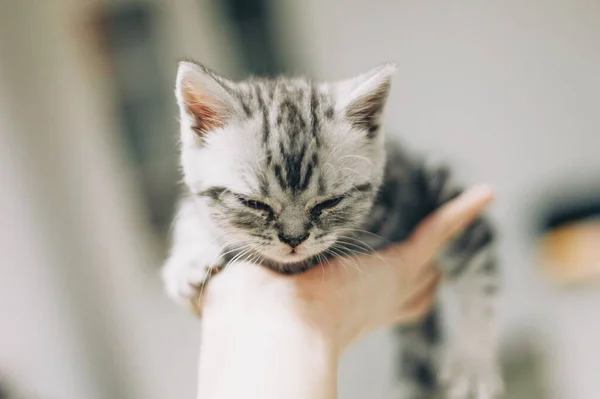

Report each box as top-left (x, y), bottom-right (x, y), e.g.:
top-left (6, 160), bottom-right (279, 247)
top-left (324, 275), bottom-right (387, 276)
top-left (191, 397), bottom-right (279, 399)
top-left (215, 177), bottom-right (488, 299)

top-left (1, 0), bottom-right (599, 398)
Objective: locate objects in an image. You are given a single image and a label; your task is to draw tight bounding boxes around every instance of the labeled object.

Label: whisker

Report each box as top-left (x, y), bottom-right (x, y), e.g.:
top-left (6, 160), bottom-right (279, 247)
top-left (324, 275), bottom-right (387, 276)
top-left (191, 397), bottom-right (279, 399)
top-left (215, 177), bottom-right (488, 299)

top-left (325, 247), bottom-right (363, 275)
top-left (333, 239), bottom-right (373, 255)
top-left (323, 249), bottom-right (349, 273)
top-left (342, 228), bottom-right (384, 240)
top-left (337, 154), bottom-right (373, 166)
top-left (338, 167), bottom-right (370, 182)
top-left (330, 244), bottom-right (368, 268)
top-left (223, 247), bottom-right (255, 271)
top-left (336, 235), bottom-right (379, 252)
top-left (315, 253), bottom-right (326, 281)
top-left (335, 237), bottom-right (387, 264)
top-left (198, 240), bottom-right (249, 299)
top-left (330, 243), bottom-right (365, 274)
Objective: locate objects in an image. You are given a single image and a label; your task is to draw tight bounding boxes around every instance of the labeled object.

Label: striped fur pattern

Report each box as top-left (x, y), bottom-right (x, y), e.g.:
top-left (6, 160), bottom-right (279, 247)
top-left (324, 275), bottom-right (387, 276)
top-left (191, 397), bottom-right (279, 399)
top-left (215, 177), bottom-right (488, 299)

top-left (162, 61), bottom-right (502, 398)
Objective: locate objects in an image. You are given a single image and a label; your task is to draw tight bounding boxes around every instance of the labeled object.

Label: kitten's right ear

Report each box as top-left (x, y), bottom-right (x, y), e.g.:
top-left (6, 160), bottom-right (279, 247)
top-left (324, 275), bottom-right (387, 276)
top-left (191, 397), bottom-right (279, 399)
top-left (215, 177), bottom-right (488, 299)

top-left (176, 61), bottom-right (239, 141)
top-left (335, 63), bottom-right (396, 138)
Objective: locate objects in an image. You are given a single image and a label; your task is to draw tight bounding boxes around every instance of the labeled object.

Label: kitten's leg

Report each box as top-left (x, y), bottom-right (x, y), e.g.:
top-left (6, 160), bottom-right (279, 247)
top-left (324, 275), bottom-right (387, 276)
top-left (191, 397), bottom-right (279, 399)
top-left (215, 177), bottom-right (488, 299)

top-left (394, 165), bottom-right (502, 399)
top-left (396, 308), bottom-right (443, 399)
top-left (440, 218), bottom-right (503, 399)
top-left (162, 197), bottom-right (224, 306)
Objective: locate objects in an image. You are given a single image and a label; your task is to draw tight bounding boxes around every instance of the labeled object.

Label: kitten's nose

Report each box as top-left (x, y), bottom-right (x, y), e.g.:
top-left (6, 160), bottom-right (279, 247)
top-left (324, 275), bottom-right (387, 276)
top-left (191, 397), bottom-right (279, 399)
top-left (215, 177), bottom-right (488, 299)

top-left (278, 232), bottom-right (309, 248)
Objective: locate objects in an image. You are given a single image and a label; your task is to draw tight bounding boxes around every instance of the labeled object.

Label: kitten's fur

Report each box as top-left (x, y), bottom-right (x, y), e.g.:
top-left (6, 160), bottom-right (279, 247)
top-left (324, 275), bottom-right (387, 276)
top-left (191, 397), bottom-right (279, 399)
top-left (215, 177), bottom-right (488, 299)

top-left (162, 60), bottom-right (502, 398)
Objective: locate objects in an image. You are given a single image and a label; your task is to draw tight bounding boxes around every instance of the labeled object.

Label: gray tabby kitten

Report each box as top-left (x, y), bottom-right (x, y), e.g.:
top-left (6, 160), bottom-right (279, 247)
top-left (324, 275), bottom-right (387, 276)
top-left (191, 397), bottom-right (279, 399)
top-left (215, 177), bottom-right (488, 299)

top-left (162, 60), bottom-right (502, 399)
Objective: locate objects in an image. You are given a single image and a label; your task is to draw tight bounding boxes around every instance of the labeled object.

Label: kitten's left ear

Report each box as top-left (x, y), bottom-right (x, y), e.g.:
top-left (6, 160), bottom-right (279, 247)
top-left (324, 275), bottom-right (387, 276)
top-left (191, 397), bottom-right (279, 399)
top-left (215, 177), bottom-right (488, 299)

top-left (335, 63), bottom-right (397, 137)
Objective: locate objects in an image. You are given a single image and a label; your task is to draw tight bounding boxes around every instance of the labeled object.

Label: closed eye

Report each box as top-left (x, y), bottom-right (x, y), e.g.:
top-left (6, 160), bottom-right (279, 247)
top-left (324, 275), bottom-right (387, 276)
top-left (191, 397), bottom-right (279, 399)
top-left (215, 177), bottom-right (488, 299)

top-left (311, 196), bottom-right (344, 216)
top-left (236, 196), bottom-right (273, 213)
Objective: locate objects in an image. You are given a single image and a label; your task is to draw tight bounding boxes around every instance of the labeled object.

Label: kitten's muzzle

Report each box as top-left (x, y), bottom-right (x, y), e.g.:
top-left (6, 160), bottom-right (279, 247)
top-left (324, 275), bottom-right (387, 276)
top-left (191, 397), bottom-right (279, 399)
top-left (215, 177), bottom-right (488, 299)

top-left (277, 232), bottom-right (309, 248)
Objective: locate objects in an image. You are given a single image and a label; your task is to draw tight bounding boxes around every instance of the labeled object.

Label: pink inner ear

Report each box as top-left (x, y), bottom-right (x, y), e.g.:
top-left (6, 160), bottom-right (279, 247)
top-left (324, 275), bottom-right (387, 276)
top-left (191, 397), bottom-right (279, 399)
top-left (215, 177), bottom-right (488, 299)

top-left (182, 84), bottom-right (224, 135)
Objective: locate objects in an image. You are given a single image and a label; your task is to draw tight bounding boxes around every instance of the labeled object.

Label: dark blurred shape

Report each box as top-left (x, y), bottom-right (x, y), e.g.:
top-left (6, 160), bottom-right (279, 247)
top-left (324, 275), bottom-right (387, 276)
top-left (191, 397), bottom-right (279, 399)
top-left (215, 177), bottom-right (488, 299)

top-left (93, 3), bottom-right (178, 235)
top-left (533, 177), bottom-right (600, 235)
top-left (0, 378), bottom-right (13, 399)
top-left (501, 335), bottom-right (550, 398)
top-left (540, 200), bottom-right (600, 233)
top-left (534, 180), bottom-right (600, 285)
top-left (218, 0), bottom-right (287, 76)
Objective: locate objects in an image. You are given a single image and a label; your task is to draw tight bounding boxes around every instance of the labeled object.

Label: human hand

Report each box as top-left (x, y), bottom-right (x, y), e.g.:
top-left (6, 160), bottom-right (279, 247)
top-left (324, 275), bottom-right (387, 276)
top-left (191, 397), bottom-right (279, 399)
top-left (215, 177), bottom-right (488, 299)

top-left (194, 185), bottom-right (494, 353)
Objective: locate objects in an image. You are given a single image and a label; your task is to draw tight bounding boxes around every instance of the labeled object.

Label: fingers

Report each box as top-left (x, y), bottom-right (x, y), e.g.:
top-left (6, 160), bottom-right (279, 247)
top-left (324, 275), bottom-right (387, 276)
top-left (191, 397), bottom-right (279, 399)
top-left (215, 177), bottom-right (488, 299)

top-left (402, 185), bottom-right (494, 266)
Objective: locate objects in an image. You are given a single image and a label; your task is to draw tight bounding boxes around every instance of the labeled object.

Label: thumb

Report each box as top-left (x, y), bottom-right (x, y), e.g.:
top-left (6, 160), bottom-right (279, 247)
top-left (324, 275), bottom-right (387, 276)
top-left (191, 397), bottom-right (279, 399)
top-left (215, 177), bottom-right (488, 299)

top-left (401, 185), bottom-right (494, 266)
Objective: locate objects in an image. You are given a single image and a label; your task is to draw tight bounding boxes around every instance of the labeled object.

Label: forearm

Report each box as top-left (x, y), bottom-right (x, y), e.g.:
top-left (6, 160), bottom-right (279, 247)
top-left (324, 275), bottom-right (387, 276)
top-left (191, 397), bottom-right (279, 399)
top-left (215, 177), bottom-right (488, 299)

top-left (196, 264), bottom-right (338, 399)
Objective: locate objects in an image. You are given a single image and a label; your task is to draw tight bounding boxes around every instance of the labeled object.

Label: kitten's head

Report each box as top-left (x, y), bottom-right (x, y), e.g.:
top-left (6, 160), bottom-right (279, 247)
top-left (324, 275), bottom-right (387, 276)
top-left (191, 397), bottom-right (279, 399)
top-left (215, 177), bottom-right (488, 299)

top-left (176, 60), bottom-right (395, 269)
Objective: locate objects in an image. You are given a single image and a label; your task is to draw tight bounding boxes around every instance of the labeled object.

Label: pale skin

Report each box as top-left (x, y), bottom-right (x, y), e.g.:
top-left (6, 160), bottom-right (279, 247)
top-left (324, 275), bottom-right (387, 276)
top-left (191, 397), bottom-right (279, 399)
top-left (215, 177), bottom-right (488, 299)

top-left (193, 185), bottom-right (495, 399)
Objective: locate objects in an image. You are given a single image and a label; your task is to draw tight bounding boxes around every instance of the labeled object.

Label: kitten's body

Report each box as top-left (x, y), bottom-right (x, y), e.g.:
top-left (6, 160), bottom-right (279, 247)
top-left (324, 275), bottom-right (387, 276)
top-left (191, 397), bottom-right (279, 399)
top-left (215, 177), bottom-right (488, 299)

top-left (163, 61), bottom-right (501, 399)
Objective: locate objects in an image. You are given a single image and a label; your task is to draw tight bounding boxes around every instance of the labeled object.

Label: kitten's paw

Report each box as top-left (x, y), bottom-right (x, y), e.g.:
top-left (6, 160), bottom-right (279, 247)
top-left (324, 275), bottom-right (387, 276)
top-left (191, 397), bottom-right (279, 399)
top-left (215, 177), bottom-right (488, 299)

top-left (441, 347), bottom-right (503, 399)
top-left (161, 252), bottom-right (221, 306)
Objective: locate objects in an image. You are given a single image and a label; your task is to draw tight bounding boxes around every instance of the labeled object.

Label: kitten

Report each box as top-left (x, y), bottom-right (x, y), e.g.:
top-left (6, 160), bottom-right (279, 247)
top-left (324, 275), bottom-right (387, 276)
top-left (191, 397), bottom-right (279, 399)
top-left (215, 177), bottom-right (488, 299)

top-left (162, 60), bottom-right (502, 399)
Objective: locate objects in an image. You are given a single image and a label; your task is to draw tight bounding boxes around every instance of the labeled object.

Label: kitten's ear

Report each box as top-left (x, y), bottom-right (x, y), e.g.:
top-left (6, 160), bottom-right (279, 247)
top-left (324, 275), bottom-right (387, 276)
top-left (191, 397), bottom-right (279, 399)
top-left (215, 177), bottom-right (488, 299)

top-left (176, 61), bottom-right (240, 141)
top-left (335, 63), bottom-right (396, 137)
